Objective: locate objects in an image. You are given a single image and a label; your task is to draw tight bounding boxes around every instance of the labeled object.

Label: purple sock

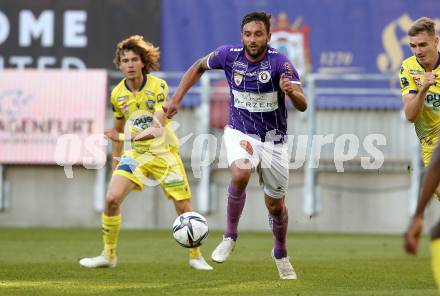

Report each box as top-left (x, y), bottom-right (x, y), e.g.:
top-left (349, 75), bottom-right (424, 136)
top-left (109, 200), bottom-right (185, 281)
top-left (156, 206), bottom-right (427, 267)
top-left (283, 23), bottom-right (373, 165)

top-left (270, 206), bottom-right (288, 259)
top-left (224, 184), bottom-right (246, 241)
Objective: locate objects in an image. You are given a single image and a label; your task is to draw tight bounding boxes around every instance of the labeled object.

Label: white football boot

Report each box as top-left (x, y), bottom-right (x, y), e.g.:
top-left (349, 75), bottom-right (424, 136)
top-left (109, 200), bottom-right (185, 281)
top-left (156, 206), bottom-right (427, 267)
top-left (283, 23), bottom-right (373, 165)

top-left (189, 256), bottom-right (213, 270)
top-left (271, 249), bottom-right (297, 280)
top-left (79, 252), bottom-right (117, 268)
top-left (211, 236), bottom-right (236, 263)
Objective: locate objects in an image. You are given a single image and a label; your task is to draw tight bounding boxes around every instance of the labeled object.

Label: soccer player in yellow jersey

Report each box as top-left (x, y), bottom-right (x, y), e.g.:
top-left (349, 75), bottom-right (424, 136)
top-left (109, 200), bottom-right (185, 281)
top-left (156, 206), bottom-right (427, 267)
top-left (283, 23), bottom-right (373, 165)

top-left (401, 17), bottom-right (440, 288)
top-left (79, 35), bottom-right (212, 270)
top-left (400, 17), bottom-right (440, 190)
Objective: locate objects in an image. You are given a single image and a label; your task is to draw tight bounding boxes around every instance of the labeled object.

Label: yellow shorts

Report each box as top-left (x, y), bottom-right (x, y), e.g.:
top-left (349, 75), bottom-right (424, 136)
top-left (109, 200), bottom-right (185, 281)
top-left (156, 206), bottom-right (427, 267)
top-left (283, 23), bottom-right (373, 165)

top-left (421, 137), bottom-right (440, 199)
top-left (114, 150), bottom-right (191, 201)
top-left (421, 136), bottom-right (440, 167)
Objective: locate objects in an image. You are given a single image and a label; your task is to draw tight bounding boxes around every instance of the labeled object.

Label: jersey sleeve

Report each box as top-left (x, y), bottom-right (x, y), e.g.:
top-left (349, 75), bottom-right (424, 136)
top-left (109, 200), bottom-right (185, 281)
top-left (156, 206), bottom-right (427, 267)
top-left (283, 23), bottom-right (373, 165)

top-left (110, 92), bottom-right (124, 120)
top-left (277, 54), bottom-right (301, 85)
top-left (154, 80), bottom-right (168, 112)
top-left (206, 45), bottom-right (230, 70)
top-left (400, 61), bottom-right (417, 96)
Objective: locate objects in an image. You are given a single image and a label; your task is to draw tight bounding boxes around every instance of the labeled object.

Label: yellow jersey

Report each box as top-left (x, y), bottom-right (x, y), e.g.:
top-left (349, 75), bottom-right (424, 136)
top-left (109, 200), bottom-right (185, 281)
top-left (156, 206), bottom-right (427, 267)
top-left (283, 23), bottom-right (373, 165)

top-left (400, 55), bottom-right (440, 142)
top-left (110, 74), bottom-right (179, 154)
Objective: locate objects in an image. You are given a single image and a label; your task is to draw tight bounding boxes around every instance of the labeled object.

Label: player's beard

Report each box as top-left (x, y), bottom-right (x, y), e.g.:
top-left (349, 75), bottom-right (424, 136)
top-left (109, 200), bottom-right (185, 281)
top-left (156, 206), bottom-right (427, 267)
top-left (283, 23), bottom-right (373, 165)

top-left (244, 43), bottom-right (268, 59)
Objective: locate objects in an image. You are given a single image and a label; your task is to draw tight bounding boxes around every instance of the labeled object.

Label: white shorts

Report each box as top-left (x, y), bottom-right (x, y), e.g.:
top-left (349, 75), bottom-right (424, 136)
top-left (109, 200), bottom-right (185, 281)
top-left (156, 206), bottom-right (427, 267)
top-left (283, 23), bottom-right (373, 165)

top-left (223, 126), bottom-right (289, 198)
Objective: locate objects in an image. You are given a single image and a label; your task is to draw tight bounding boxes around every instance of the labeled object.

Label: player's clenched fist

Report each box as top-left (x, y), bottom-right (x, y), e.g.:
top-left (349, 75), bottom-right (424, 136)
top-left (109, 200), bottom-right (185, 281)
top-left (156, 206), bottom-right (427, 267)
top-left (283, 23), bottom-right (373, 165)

top-left (279, 73), bottom-right (295, 96)
top-left (163, 100), bottom-right (180, 119)
top-left (403, 216), bottom-right (423, 255)
top-left (423, 69), bottom-right (437, 91)
top-left (104, 128), bottom-right (120, 142)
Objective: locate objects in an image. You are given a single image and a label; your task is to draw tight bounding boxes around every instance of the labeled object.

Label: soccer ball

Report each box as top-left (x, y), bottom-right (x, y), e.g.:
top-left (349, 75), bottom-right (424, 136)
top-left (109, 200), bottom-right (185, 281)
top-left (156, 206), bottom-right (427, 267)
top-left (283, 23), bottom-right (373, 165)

top-left (172, 211), bottom-right (209, 248)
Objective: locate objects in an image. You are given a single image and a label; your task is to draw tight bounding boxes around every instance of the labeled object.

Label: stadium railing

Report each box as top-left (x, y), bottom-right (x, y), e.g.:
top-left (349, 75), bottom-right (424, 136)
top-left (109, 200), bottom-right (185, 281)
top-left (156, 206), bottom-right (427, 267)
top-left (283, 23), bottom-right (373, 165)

top-left (303, 73), bottom-right (420, 217)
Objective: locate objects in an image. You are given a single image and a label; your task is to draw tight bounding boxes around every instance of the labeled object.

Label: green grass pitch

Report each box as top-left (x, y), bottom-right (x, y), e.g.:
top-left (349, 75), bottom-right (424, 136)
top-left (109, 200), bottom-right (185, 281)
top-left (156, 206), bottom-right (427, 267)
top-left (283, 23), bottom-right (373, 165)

top-left (0, 228), bottom-right (437, 296)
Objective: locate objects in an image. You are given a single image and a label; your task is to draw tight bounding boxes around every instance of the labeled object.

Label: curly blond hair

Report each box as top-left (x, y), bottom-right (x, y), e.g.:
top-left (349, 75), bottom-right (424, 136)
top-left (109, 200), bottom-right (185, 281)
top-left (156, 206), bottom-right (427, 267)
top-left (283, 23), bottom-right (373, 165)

top-left (113, 35), bottom-right (160, 74)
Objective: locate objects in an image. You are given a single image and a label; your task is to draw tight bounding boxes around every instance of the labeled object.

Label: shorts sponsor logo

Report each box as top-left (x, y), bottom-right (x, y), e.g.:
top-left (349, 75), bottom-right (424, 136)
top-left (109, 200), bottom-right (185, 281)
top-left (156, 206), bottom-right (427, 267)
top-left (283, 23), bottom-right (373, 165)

top-left (163, 172), bottom-right (185, 187)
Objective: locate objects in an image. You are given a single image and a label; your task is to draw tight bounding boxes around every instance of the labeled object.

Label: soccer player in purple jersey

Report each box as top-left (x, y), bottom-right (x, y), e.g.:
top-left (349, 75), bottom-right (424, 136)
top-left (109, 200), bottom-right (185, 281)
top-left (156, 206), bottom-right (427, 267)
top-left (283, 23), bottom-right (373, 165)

top-left (164, 11), bottom-right (307, 279)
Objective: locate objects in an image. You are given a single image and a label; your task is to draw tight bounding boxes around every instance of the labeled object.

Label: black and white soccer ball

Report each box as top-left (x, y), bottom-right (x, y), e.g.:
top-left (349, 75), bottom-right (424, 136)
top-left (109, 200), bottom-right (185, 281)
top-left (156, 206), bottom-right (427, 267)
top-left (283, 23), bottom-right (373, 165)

top-left (172, 211), bottom-right (209, 248)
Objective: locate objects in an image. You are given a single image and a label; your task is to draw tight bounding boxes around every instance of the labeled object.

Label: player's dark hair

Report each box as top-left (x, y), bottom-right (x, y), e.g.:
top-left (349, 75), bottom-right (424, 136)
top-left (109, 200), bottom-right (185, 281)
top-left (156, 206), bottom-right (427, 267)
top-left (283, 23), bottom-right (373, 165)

top-left (241, 11), bottom-right (271, 33)
top-left (114, 35), bottom-right (160, 74)
top-left (408, 17), bottom-right (436, 37)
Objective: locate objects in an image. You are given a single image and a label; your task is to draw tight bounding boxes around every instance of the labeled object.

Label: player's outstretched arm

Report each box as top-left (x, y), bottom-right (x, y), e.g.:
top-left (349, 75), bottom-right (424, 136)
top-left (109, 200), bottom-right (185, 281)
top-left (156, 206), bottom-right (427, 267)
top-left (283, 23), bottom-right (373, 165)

top-left (132, 110), bottom-right (166, 141)
top-left (404, 143), bottom-right (440, 254)
top-left (163, 54), bottom-right (211, 118)
top-left (415, 143), bottom-right (440, 217)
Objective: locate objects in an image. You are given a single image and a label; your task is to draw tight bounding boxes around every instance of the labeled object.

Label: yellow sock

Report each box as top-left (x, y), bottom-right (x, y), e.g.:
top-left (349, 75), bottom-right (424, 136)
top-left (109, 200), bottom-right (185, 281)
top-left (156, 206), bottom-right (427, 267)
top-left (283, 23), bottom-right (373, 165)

top-left (430, 239), bottom-right (440, 289)
top-left (102, 213), bottom-right (121, 260)
top-left (189, 247), bottom-right (202, 259)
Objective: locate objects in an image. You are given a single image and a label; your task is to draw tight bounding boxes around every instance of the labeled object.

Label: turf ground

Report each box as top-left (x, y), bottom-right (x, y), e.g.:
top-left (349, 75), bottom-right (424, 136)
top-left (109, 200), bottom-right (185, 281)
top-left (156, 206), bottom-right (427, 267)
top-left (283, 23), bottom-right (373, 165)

top-left (0, 228), bottom-right (437, 296)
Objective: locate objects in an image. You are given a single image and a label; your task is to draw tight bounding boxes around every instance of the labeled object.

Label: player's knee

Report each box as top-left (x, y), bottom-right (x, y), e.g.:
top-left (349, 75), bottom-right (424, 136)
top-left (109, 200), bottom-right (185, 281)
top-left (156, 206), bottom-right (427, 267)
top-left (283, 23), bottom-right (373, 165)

top-left (233, 159), bottom-right (253, 171)
top-left (266, 200), bottom-right (284, 216)
top-left (231, 166), bottom-right (251, 187)
top-left (105, 192), bottom-right (122, 214)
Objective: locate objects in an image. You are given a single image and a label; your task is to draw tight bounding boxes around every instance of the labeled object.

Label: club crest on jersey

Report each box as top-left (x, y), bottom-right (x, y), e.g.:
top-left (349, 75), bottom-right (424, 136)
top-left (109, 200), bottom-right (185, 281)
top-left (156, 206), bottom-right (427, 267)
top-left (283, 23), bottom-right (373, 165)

top-left (413, 77), bottom-right (423, 87)
top-left (146, 99), bottom-right (155, 110)
top-left (234, 72), bottom-right (244, 86)
top-left (258, 70), bottom-right (271, 83)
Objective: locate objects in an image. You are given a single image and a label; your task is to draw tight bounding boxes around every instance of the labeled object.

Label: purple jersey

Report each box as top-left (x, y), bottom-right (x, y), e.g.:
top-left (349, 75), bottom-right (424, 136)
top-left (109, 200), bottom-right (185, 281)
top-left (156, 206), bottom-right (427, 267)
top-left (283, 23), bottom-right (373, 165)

top-left (207, 45), bottom-right (301, 143)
